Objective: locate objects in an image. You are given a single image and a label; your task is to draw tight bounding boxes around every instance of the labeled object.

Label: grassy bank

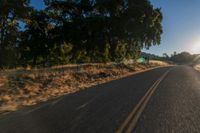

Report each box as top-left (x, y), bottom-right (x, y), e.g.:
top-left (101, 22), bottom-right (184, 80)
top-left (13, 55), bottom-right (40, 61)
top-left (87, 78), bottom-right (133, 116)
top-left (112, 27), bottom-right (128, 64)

top-left (0, 61), bottom-right (169, 114)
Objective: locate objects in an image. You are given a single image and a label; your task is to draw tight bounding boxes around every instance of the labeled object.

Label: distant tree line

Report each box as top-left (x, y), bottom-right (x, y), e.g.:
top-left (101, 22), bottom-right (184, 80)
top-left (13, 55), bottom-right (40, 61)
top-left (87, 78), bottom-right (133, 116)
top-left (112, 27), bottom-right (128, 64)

top-left (0, 0), bottom-right (163, 68)
top-left (163, 51), bottom-right (200, 64)
top-left (141, 52), bottom-right (165, 61)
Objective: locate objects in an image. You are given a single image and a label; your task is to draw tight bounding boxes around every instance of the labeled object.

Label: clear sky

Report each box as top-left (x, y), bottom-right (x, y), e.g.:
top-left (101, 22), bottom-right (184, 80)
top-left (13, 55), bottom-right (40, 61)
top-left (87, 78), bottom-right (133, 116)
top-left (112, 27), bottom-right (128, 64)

top-left (30, 0), bottom-right (200, 56)
top-left (143, 0), bottom-right (200, 55)
top-left (30, 0), bottom-right (45, 10)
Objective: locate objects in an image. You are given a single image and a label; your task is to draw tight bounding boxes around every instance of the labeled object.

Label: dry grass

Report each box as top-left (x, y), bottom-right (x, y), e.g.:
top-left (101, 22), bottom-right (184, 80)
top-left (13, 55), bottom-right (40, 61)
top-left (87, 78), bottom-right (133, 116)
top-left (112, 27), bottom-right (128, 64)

top-left (0, 61), bottom-right (169, 113)
top-left (149, 60), bottom-right (170, 66)
top-left (194, 64), bottom-right (200, 71)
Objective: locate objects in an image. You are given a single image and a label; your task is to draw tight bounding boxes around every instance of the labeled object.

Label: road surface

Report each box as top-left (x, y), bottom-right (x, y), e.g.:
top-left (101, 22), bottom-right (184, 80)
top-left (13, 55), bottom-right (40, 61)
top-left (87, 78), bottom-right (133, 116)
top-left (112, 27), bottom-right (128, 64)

top-left (1, 65), bottom-right (200, 133)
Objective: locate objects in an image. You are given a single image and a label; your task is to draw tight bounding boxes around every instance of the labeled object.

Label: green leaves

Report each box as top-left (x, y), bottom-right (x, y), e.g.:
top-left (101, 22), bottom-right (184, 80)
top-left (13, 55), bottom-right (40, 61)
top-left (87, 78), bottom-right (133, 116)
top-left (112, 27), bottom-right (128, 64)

top-left (0, 0), bottom-right (163, 68)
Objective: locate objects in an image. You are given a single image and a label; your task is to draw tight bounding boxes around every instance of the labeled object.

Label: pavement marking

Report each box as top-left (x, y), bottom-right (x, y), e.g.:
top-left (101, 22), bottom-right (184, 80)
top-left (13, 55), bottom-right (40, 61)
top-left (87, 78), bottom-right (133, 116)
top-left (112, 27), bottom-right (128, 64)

top-left (76, 102), bottom-right (90, 110)
top-left (75, 96), bottom-right (98, 111)
top-left (24, 97), bottom-right (64, 114)
top-left (51, 97), bottom-right (64, 105)
top-left (116, 69), bottom-right (171, 133)
top-left (24, 104), bottom-right (49, 114)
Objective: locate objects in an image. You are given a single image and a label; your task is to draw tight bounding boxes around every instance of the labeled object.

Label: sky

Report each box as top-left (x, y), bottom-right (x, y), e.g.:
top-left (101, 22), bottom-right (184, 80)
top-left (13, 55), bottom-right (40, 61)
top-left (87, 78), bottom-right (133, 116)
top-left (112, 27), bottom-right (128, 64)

top-left (30, 0), bottom-right (45, 10)
top-left (143, 0), bottom-right (200, 56)
top-left (30, 0), bottom-right (200, 56)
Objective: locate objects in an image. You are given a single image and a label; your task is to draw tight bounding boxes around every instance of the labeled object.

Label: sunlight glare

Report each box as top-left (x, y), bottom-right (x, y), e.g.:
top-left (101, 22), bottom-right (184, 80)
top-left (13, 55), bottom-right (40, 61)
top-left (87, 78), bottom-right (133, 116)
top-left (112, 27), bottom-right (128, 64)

top-left (192, 41), bottom-right (200, 54)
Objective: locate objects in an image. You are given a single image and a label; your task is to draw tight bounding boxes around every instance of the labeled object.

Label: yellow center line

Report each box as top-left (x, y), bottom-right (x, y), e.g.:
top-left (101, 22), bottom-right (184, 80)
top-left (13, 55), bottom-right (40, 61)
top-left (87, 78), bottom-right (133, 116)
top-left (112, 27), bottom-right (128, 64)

top-left (116, 69), bottom-right (171, 133)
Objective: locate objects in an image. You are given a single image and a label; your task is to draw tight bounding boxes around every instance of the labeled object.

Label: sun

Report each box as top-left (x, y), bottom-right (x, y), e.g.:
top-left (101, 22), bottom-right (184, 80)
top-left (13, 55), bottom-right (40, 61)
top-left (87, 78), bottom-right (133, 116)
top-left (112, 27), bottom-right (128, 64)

top-left (191, 41), bottom-right (200, 54)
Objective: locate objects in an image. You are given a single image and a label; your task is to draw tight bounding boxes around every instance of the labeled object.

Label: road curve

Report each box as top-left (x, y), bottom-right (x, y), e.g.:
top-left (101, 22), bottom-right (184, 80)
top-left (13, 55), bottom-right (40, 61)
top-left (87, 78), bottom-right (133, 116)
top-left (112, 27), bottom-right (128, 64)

top-left (134, 65), bottom-right (200, 133)
top-left (1, 66), bottom-right (200, 133)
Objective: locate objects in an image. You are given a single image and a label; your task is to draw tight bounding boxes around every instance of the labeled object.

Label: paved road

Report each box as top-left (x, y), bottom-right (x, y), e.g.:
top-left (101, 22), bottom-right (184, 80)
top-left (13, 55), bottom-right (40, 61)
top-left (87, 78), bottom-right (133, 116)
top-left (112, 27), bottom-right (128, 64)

top-left (1, 65), bottom-right (200, 133)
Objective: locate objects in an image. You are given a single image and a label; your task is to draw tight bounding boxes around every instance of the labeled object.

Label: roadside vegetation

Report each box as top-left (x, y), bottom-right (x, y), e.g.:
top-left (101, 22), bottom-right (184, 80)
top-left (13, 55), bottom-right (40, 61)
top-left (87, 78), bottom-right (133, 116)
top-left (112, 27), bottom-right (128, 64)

top-left (0, 61), bottom-right (169, 113)
top-left (0, 0), bottom-right (162, 68)
top-left (163, 51), bottom-right (200, 65)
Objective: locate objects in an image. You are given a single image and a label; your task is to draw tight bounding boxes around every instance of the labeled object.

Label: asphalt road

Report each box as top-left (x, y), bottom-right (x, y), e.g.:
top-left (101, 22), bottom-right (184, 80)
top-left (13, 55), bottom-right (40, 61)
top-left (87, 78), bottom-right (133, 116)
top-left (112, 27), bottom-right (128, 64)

top-left (1, 65), bottom-right (200, 133)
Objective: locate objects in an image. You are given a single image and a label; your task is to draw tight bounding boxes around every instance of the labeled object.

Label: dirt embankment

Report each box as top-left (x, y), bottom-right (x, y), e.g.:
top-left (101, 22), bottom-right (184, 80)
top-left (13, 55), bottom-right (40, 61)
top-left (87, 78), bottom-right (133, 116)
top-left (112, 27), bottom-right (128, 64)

top-left (0, 61), bottom-right (169, 113)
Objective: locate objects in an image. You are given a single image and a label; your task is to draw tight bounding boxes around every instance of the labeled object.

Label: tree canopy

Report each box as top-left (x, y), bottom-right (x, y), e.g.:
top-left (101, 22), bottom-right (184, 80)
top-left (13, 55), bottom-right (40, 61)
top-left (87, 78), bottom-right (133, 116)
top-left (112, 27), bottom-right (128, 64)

top-left (0, 0), bottom-right (163, 68)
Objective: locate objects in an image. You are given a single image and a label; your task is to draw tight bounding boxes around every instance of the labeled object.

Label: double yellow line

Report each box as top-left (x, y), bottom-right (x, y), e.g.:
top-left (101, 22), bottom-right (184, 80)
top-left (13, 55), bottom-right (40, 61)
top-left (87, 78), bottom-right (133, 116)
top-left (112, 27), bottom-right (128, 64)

top-left (116, 69), bottom-right (171, 133)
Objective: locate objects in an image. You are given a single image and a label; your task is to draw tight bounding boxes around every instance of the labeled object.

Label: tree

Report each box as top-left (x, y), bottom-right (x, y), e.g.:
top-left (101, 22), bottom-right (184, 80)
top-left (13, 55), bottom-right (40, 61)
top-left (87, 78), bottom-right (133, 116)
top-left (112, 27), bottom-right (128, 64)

top-left (44, 0), bottom-right (163, 62)
top-left (163, 53), bottom-right (169, 59)
top-left (170, 52), bottom-right (193, 64)
top-left (0, 0), bottom-right (31, 68)
top-left (20, 10), bottom-right (54, 66)
top-left (0, 0), bottom-right (163, 68)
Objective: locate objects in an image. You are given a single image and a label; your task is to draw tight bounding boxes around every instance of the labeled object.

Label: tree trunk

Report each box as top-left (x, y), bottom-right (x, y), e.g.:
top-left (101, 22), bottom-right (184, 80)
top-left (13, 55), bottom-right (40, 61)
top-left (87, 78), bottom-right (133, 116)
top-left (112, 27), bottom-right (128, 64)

top-left (109, 38), bottom-right (118, 61)
top-left (32, 55), bottom-right (38, 67)
top-left (0, 20), bottom-right (5, 50)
